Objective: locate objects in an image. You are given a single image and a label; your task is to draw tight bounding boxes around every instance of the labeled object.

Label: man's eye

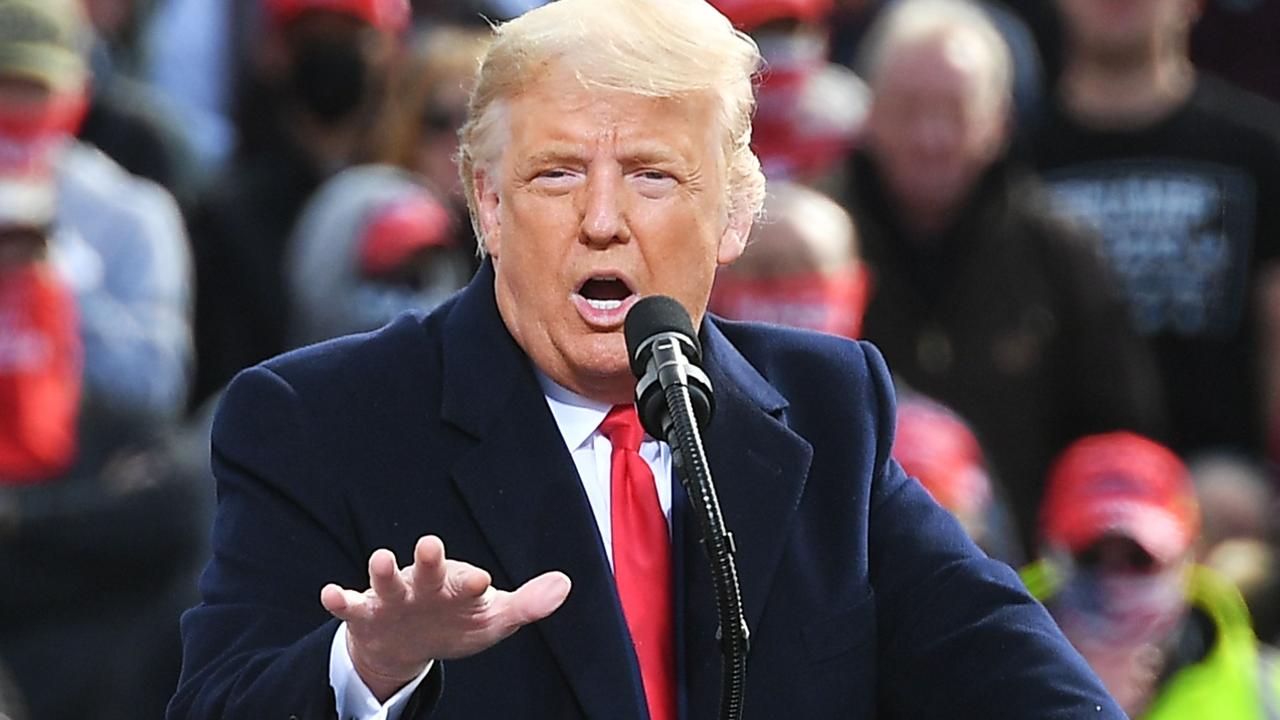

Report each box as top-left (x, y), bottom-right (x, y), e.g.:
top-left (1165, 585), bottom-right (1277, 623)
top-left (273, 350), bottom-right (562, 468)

top-left (529, 169), bottom-right (581, 191)
top-left (632, 170), bottom-right (678, 196)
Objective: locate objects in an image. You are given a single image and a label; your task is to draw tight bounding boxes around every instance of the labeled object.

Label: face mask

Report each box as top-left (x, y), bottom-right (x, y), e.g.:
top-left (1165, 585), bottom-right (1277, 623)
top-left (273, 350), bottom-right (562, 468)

top-left (1052, 565), bottom-right (1188, 715)
top-left (709, 266), bottom-right (870, 339)
top-left (289, 38), bottom-right (371, 125)
top-left (0, 263), bottom-right (82, 483)
top-left (0, 90), bottom-right (87, 167)
top-left (0, 91), bottom-right (86, 228)
top-left (751, 30), bottom-right (863, 181)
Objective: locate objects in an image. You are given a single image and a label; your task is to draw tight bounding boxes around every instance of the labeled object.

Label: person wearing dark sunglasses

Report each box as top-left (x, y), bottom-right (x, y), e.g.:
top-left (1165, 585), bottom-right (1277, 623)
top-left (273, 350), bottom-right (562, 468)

top-left (1023, 432), bottom-right (1280, 719)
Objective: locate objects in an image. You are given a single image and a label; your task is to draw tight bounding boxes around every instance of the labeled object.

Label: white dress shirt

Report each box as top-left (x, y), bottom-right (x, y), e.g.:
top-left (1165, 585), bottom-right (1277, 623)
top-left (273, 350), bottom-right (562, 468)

top-left (329, 375), bottom-right (673, 719)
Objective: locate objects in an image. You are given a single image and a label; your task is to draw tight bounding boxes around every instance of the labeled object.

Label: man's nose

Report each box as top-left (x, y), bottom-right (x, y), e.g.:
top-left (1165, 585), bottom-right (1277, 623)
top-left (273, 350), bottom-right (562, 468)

top-left (911, 114), bottom-right (959, 156)
top-left (579, 168), bottom-right (631, 246)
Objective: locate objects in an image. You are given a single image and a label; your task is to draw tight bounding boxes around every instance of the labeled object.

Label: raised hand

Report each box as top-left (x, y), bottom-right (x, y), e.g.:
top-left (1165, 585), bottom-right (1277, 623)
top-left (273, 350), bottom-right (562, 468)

top-left (320, 535), bottom-right (572, 701)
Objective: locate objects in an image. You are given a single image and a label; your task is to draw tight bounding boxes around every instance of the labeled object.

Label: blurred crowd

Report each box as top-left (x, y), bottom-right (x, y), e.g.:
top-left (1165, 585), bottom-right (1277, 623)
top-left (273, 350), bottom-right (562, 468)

top-left (0, 0), bottom-right (1278, 717)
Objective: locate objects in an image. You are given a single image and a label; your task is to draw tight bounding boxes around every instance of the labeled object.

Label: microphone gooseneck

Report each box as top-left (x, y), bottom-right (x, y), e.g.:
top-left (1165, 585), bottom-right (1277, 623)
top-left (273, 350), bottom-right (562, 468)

top-left (625, 296), bottom-right (749, 720)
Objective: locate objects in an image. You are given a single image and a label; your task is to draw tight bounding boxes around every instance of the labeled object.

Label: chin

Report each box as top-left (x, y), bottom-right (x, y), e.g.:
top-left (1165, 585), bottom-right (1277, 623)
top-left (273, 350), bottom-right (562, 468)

top-left (574, 351), bottom-right (631, 383)
top-left (561, 334), bottom-right (632, 385)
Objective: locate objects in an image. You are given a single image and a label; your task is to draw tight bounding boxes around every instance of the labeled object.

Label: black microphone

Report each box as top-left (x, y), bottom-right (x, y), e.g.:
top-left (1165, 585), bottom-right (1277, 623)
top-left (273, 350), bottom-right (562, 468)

top-left (624, 295), bottom-right (714, 440)
top-left (624, 295), bottom-right (749, 720)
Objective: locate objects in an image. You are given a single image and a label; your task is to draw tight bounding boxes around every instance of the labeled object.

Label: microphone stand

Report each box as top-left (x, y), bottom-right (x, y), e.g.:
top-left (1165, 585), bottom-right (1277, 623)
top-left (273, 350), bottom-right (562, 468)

top-left (648, 338), bottom-right (749, 720)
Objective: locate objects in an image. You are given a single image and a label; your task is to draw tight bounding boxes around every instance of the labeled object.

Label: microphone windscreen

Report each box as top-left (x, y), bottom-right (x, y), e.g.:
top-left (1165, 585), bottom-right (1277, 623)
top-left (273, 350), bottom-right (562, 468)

top-left (624, 295), bottom-right (701, 376)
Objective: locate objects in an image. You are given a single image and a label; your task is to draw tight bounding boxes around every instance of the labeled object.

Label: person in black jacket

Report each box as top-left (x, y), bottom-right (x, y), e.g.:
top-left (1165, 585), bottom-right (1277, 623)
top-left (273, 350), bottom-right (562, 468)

top-left (846, 0), bottom-right (1166, 553)
top-left (187, 0), bottom-right (408, 407)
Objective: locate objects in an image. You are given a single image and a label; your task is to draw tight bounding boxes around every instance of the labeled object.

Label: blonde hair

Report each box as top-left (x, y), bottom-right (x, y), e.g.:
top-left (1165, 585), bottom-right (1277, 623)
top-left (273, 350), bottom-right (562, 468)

top-left (375, 25), bottom-right (491, 173)
top-left (858, 0), bottom-right (1013, 111)
top-left (458, 0), bottom-right (766, 253)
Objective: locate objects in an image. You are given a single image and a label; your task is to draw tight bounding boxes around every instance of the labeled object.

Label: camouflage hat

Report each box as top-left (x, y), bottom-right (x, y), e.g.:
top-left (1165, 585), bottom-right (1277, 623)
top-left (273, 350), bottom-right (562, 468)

top-left (0, 0), bottom-right (90, 93)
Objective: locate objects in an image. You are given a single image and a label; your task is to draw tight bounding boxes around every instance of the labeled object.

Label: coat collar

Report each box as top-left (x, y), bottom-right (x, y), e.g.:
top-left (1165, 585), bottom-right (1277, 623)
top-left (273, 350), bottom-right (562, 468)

top-left (440, 263), bottom-right (813, 718)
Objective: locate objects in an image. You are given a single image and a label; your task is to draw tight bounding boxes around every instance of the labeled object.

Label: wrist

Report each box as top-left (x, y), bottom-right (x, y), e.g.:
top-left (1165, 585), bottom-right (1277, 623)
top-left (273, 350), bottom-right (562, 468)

top-left (347, 632), bottom-right (431, 703)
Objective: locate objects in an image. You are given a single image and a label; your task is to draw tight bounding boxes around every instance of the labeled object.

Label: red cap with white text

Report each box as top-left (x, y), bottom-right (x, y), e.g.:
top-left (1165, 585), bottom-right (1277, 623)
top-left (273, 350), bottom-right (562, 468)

top-left (1041, 432), bottom-right (1199, 565)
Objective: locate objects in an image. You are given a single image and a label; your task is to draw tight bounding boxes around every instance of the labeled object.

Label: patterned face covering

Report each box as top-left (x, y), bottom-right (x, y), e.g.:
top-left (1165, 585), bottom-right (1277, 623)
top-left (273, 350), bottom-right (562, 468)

top-left (1052, 564), bottom-right (1189, 715)
top-left (0, 90), bottom-right (85, 169)
top-left (0, 90), bottom-right (86, 228)
top-left (0, 262), bottom-right (82, 482)
top-left (709, 266), bottom-right (870, 339)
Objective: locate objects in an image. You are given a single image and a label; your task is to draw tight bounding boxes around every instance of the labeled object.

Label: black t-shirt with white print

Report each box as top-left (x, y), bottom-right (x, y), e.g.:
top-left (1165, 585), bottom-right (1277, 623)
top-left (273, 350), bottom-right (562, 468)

top-left (1032, 75), bottom-right (1280, 456)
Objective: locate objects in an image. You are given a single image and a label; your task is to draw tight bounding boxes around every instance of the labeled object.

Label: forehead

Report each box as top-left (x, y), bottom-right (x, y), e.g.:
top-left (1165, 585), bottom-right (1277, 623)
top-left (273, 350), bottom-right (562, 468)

top-left (502, 69), bottom-right (723, 166)
top-left (875, 34), bottom-right (992, 100)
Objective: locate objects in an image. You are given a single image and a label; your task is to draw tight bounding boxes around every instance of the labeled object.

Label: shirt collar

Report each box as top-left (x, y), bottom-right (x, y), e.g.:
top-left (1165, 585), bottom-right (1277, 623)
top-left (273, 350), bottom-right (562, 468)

top-left (537, 371), bottom-right (614, 452)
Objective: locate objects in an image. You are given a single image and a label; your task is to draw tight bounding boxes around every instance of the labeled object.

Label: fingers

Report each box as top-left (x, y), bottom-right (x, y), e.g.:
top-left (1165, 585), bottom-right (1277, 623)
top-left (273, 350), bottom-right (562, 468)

top-left (320, 583), bottom-right (348, 613)
top-left (412, 535), bottom-right (448, 593)
top-left (501, 571), bottom-right (572, 626)
top-left (321, 583), bottom-right (368, 621)
top-left (369, 548), bottom-right (407, 602)
top-left (450, 562), bottom-right (493, 598)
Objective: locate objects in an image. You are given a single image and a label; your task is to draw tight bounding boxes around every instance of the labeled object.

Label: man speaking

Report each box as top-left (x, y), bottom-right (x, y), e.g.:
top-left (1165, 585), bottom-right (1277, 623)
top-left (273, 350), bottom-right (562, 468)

top-left (168, 0), bottom-right (1123, 717)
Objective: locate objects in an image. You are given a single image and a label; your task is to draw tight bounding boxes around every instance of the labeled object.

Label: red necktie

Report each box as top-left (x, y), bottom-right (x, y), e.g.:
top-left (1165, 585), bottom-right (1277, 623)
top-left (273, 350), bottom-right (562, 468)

top-left (600, 405), bottom-right (676, 720)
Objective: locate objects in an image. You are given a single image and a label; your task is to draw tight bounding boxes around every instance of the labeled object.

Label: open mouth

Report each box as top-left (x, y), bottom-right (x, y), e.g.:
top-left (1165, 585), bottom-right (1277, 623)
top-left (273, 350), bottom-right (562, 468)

top-left (572, 274), bottom-right (640, 329)
top-left (576, 276), bottom-right (635, 310)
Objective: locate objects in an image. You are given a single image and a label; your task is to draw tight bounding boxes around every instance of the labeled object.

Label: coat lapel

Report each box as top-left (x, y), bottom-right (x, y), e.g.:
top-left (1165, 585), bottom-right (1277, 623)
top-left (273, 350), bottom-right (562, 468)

top-left (441, 264), bottom-right (648, 720)
top-left (681, 319), bottom-right (814, 719)
top-left (438, 267), bottom-right (813, 719)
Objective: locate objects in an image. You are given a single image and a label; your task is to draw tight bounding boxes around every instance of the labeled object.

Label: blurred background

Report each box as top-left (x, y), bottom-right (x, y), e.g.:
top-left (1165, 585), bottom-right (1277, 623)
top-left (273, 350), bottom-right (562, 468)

top-left (0, 0), bottom-right (1278, 717)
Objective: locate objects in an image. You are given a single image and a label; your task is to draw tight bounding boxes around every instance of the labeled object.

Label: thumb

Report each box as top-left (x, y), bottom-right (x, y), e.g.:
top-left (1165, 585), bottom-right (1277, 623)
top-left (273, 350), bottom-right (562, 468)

top-left (504, 571), bottom-right (572, 627)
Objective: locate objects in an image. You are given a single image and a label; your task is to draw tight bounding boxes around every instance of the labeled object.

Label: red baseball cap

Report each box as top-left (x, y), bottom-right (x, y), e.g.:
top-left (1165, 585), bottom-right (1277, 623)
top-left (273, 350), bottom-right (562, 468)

top-left (265, 0), bottom-right (411, 32)
top-left (708, 0), bottom-right (834, 31)
top-left (1040, 432), bottom-right (1199, 565)
top-left (893, 395), bottom-right (991, 518)
top-left (357, 193), bottom-right (453, 277)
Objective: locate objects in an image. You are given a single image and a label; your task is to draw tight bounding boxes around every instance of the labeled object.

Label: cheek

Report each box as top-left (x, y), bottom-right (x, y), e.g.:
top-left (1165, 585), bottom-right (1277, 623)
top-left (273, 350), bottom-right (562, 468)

top-left (498, 195), bottom-right (582, 284)
top-left (966, 122), bottom-right (1004, 167)
top-left (667, 226), bottom-right (725, 302)
top-left (504, 193), bottom-right (573, 245)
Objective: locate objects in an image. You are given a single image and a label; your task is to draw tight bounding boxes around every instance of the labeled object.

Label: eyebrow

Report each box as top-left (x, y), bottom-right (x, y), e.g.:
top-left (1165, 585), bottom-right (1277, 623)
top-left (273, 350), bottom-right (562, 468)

top-left (521, 146), bottom-right (588, 169)
top-left (620, 146), bottom-right (685, 168)
top-left (519, 141), bottom-right (688, 168)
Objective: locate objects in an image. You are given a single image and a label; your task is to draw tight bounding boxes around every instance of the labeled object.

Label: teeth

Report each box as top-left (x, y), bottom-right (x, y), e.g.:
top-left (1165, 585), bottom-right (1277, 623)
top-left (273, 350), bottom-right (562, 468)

top-left (585, 298), bottom-right (624, 310)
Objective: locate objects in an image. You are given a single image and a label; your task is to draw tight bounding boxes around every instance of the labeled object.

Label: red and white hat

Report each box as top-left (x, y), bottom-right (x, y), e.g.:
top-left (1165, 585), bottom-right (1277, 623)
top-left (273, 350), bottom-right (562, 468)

top-left (264, 0), bottom-right (411, 32)
top-left (1040, 432), bottom-right (1199, 565)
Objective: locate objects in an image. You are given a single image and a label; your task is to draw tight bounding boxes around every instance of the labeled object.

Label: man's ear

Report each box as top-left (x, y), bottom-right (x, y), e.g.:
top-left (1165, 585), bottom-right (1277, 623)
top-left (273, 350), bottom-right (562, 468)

top-left (717, 206), bottom-right (751, 266)
top-left (474, 167), bottom-right (502, 257)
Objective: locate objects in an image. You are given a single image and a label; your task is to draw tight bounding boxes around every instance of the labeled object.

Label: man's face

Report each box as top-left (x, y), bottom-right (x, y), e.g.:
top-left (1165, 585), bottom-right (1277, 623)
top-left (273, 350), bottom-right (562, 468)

top-left (864, 35), bottom-right (1006, 229)
top-left (474, 69), bottom-right (748, 403)
top-left (280, 11), bottom-right (391, 124)
top-left (1052, 535), bottom-right (1190, 715)
top-left (1056, 0), bottom-right (1194, 62)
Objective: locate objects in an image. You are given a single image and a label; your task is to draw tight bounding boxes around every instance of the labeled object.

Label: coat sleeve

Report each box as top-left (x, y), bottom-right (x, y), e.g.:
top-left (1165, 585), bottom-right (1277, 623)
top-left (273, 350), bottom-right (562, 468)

top-left (166, 365), bottom-right (442, 719)
top-left (859, 341), bottom-right (1126, 719)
